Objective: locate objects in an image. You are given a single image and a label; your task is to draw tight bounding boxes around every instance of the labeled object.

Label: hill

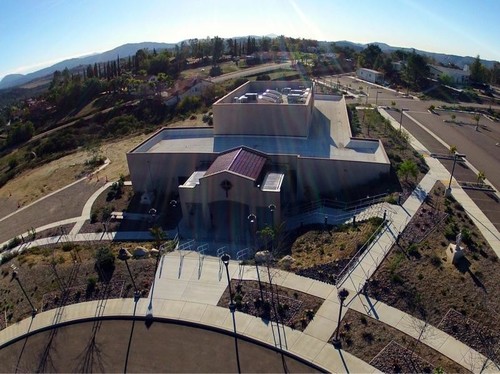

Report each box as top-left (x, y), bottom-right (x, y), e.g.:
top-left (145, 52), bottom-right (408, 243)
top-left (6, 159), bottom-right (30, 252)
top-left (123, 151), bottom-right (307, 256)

top-left (1, 37), bottom-right (498, 90)
top-left (0, 42), bottom-right (176, 90)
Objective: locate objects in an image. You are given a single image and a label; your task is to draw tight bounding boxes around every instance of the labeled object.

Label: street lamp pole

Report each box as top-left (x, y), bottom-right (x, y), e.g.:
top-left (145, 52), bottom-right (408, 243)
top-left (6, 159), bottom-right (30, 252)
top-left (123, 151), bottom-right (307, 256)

top-left (247, 213), bottom-right (257, 249)
top-left (118, 248), bottom-right (140, 301)
top-left (170, 200), bottom-right (180, 238)
top-left (221, 253), bottom-right (235, 312)
top-left (221, 253), bottom-right (241, 373)
top-left (332, 288), bottom-right (350, 348)
top-left (13, 270), bottom-right (37, 316)
top-left (446, 152), bottom-right (466, 196)
top-left (399, 108), bottom-right (409, 132)
top-left (268, 204), bottom-right (276, 229)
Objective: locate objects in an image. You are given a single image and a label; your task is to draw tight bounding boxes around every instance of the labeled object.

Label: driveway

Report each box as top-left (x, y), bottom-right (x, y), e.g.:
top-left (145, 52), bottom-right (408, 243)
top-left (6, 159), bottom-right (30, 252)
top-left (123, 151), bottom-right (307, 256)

top-left (0, 319), bottom-right (320, 373)
top-left (0, 178), bottom-right (106, 244)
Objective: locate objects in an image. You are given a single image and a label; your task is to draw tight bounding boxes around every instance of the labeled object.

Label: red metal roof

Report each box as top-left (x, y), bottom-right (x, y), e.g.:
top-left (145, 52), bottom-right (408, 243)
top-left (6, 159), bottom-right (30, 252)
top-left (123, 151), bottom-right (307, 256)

top-left (205, 148), bottom-right (266, 180)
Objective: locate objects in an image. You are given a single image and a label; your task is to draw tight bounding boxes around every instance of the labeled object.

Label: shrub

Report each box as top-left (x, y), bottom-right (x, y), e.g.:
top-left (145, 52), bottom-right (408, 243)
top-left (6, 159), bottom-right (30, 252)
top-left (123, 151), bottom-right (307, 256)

top-left (430, 255), bottom-right (442, 267)
top-left (256, 74), bottom-right (271, 81)
top-left (87, 276), bottom-right (97, 293)
top-left (62, 242), bottom-right (76, 252)
top-left (95, 246), bottom-right (115, 280)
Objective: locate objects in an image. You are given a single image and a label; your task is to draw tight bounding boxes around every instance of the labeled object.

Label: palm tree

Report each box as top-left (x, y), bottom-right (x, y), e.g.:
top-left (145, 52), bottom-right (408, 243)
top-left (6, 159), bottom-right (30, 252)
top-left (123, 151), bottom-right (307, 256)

top-left (397, 160), bottom-right (418, 182)
top-left (477, 171), bottom-right (486, 185)
top-left (449, 145), bottom-right (457, 155)
top-left (474, 114), bottom-right (481, 131)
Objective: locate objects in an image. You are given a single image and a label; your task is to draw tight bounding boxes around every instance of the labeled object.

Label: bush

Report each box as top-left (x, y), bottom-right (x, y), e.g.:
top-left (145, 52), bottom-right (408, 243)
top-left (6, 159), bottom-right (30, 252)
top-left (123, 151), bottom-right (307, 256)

top-left (209, 65), bottom-right (222, 77)
top-left (430, 255), bottom-right (442, 267)
top-left (87, 276), bottom-right (97, 293)
top-left (95, 247), bottom-right (115, 280)
top-left (256, 74), bottom-right (271, 81)
top-left (62, 242), bottom-right (76, 252)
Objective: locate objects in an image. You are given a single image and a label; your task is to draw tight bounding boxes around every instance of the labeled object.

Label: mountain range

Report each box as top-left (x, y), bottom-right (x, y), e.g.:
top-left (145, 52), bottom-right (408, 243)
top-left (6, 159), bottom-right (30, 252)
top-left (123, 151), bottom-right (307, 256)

top-left (1, 38), bottom-right (497, 90)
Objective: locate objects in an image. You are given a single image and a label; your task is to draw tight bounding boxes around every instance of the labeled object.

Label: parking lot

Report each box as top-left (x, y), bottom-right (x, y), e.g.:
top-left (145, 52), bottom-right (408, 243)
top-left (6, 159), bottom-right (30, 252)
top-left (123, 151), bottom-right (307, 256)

top-left (317, 74), bottom-right (500, 230)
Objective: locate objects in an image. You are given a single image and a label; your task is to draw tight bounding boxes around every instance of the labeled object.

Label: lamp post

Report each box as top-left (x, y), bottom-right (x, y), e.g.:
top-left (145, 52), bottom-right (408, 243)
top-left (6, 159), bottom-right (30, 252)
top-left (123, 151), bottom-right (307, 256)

top-left (446, 152), bottom-right (466, 197)
top-left (376, 91), bottom-right (382, 106)
top-left (12, 270), bottom-right (37, 316)
top-left (148, 208), bottom-right (157, 224)
top-left (268, 204), bottom-right (276, 228)
top-left (247, 213), bottom-right (257, 249)
top-left (221, 253), bottom-right (235, 312)
top-left (332, 288), bottom-right (350, 348)
top-left (399, 108), bottom-right (409, 132)
top-left (221, 253), bottom-right (242, 373)
top-left (118, 248), bottom-right (140, 302)
top-left (169, 200), bottom-right (180, 238)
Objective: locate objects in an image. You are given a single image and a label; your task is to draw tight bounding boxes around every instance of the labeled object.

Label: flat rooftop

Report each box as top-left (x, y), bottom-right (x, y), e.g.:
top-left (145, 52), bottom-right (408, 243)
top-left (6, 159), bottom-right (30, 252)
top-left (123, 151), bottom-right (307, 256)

top-left (132, 96), bottom-right (389, 164)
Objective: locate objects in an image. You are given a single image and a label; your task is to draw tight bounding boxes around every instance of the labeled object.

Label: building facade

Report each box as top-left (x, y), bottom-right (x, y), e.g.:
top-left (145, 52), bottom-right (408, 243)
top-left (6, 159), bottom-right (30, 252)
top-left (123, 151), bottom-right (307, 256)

top-left (127, 81), bottom-right (390, 241)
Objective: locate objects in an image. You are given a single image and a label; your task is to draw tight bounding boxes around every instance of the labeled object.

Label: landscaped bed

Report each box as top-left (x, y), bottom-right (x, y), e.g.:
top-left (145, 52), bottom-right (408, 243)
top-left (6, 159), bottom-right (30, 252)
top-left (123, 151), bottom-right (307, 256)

top-left (350, 106), bottom-right (429, 204)
top-left (217, 279), bottom-right (324, 331)
top-left (367, 181), bottom-right (500, 365)
top-left (335, 309), bottom-right (468, 374)
top-left (281, 217), bottom-right (384, 284)
top-left (0, 242), bottom-right (156, 329)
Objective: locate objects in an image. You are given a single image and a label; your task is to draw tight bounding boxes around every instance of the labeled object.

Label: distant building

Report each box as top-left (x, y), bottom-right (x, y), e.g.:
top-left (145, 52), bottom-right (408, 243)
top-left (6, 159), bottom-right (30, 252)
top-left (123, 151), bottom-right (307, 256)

top-left (429, 65), bottom-right (470, 86)
top-left (163, 77), bottom-right (213, 106)
top-left (356, 68), bottom-right (384, 84)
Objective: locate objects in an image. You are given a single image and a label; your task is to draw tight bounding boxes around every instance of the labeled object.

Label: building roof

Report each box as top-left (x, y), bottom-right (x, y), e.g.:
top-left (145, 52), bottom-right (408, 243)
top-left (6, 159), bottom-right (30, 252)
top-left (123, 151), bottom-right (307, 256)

top-left (429, 65), bottom-right (470, 76)
top-left (204, 148), bottom-right (266, 180)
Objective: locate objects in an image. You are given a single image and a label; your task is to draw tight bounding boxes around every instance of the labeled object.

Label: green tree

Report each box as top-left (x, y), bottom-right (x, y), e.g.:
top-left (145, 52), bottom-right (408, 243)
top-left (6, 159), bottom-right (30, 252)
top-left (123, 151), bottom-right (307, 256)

top-left (403, 51), bottom-right (430, 90)
top-left (469, 55), bottom-right (486, 83)
top-left (360, 44), bottom-right (383, 70)
top-left (150, 225), bottom-right (166, 250)
top-left (477, 171), bottom-right (486, 185)
top-left (474, 113), bottom-right (481, 131)
top-left (95, 246), bottom-right (115, 281)
top-left (212, 36), bottom-right (224, 66)
top-left (398, 159), bottom-right (418, 182)
top-left (6, 121), bottom-right (34, 147)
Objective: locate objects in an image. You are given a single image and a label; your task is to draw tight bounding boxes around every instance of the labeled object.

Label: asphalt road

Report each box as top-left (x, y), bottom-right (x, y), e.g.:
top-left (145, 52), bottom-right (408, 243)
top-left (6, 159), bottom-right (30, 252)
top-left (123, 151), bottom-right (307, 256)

top-left (0, 318), bottom-right (321, 373)
top-left (0, 178), bottom-right (106, 244)
top-left (385, 108), bottom-right (500, 230)
top-left (327, 74), bottom-right (499, 230)
top-left (210, 62), bottom-right (292, 83)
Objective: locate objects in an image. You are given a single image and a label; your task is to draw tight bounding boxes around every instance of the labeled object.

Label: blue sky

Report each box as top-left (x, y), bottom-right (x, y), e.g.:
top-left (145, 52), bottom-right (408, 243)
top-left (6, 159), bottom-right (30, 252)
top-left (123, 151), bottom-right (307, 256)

top-left (1, 0), bottom-right (499, 80)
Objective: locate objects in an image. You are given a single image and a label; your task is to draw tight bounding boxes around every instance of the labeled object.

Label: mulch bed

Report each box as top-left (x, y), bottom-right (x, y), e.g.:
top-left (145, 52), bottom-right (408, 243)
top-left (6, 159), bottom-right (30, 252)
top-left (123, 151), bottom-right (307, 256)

top-left (295, 259), bottom-right (350, 285)
top-left (32, 223), bottom-right (76, 240)
top-left (217, 278), bottom-right (324, 331)
top-left (438, 309), bottom-right (500, 365)
top-left (336, 309), bottom-right (468, 374)
top-left (41, 279), bottom-right (126, 312)
top-left (370, 340), bottom-right (434, 374)
top-left (399, 204), bottom-right (448, 244)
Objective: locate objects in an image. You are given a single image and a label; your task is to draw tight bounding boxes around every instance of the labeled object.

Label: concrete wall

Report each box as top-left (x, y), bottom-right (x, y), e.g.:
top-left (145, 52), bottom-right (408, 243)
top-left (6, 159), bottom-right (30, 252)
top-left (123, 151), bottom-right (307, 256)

top-left (213, 103), bottom-right (312, 136)
top-left (179, 171), bottom-right (281, 228)
top-left (213, 81), bottom-right (315, 137)
top-left (296, 157), bottom-right (390, 201)
top-left (126, 152), bottom-right (217, 198)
